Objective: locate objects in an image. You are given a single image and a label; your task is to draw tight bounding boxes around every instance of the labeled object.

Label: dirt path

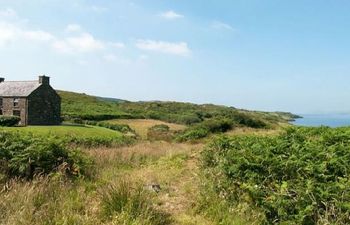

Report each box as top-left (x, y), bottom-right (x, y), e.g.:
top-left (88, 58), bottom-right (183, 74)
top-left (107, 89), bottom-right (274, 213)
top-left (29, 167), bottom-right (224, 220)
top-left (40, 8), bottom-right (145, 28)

top-left (157, 147), bottom-right (212, 225)
top-left (115, 142), bottom-right (213, 225)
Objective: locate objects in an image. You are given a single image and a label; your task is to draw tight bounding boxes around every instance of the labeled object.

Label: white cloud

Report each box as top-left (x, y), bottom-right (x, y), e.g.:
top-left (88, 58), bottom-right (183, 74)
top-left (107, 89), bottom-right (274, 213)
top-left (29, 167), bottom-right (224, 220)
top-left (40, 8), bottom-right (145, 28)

top-left (0, 14), bottom-right (125, 59)
top-left (53, 32), bottom-right (105, 53)
top-left (159, 10), bottom-right (184, 20)
top-left (23, 30), bottom-right (54, 41)
top-left (211, 21), bottom-right (234, 31)
top-left (0, 22), bottom-right (17, 46)
top-left (136, 39), bottom-right (191, 56)
top-left (0, 22), bottom-right (54, 45)
top-left (65, 24), bottom-right (82, 32)
top-left (0, 8), bottom-right (17, 18)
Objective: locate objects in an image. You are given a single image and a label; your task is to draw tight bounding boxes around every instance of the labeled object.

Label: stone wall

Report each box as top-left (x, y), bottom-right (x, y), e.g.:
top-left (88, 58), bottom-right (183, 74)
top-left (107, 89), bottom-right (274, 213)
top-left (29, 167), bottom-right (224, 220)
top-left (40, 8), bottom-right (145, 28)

top-left (1, 97), bottom-right (27, 125)
top-left (27, 84), bottom-right (61, 125)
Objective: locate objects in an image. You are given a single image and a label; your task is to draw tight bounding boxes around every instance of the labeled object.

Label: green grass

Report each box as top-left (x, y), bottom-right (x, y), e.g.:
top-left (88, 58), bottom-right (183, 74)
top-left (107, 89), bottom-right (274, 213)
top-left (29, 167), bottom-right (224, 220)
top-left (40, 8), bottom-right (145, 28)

top-left (0, 124), bottom-right (132, 147)
top-left (0, 124), bottom-right (123, 139)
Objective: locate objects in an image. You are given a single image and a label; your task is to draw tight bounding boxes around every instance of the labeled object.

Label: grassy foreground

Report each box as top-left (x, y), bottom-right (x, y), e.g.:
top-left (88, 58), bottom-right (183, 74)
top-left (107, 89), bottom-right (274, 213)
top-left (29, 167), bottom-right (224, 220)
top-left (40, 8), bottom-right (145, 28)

top-left (0, 124), bottom-right (280, 225)
top-left (3, 117), bottom-right (350, 224)
top-left (0, 142), bottom-right (213, 225)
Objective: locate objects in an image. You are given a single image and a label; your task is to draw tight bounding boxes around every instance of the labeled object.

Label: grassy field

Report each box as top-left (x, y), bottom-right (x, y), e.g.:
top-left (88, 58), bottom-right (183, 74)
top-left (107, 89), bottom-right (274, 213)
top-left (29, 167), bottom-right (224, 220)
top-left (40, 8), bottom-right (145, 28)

top-left (0, 141), bottom-right (215, 225)
top-left (106, 119), bottom-right (186, 139)
top-left (0, 124), bottom-right (123, 138)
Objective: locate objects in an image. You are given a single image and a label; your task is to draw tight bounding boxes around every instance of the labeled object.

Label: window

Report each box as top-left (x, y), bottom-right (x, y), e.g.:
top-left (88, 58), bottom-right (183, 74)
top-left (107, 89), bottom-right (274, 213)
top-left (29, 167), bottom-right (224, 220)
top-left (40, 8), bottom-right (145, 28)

top-left (13, 110), bottom-right (20, 117)
top-left (13, 98), bottom-right (19, 107)
top-left (0, 97), bottom-right (2, 107)
top-left (0, 109), bottom-right (2, 115)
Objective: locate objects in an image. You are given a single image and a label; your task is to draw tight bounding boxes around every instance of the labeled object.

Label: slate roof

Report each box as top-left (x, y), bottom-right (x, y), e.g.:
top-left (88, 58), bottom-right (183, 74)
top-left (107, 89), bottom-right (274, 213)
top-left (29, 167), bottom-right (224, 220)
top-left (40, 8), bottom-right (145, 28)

top-left (0, 81), bottom-right (42, 97)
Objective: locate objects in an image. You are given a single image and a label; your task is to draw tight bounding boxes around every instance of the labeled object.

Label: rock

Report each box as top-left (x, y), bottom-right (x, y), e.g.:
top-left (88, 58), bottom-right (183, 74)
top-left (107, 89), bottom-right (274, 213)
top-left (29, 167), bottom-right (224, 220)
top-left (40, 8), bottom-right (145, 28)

top-left (145, 183), bottom-right (161, 193)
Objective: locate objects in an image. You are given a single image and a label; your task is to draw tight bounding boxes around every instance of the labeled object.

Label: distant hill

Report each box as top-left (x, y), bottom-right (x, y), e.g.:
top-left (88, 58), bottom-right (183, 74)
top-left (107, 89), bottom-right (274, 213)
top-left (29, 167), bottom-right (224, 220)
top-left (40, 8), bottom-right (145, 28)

top-left (57, 90), bottom-right (299, 127)
top-left (96, 96), bottom-right (127, 103)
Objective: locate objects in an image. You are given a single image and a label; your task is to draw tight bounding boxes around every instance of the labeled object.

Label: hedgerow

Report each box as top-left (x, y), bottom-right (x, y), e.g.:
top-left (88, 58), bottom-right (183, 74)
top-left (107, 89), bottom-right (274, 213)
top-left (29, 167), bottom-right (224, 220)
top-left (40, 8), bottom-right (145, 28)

top-left (0, 116), bottom-right (21, 127)
top-left (84, 121), bottom-right (135, 134)
top-left (202, 127), bottom-right (350, 224)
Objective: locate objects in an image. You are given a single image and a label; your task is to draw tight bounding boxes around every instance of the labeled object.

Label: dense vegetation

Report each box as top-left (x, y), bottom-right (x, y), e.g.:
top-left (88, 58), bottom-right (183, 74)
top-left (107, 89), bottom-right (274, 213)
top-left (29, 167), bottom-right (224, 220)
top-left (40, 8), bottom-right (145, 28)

top-left (177, 118), bottom-right (234, 142)
top-left (0, 131), bottom-right (92, 180)
top-left (201, 127), bottom-right (350, 224)
top-left (58, 91), bottom-right (135, 121)
top-left (0, 116), bottom-right (20, 127)
top-left (58, 91), bottom-right (297, 127)
top-left (58, 90), bottom-right (299, 141)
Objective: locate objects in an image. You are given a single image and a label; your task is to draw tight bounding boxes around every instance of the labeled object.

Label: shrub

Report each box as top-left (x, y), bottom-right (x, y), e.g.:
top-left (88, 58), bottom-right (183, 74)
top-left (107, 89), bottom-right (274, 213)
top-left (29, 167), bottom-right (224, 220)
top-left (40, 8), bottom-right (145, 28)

top-left (199, 118), bottom-right (233, 133)
top-left (0, 116), bottom-right (20, 127)
top-left (148, 124), bottom-right (170, 132)
top-left (81, 121), bottom-right (136, 135)
top-left (232, 112), bottom-right (267, 128)
top-left (147, 125), bottom-right (175, 141)
top-left (63, 114), bottom-right (138, 123)
top-left (202, 127), bottom-right (350, 224)
top-left (100, 180), bottom-right (171, 225)
top-left (177, 114), bottom-right (202, 125)
top-left (177, 128), bottom-right (209, 142)
top-left (96, 122), bottom-right (135, 134)
top-left (0, 132), bottom-right (93, 179)
top-left (177, 119), bottom-right (233, 142)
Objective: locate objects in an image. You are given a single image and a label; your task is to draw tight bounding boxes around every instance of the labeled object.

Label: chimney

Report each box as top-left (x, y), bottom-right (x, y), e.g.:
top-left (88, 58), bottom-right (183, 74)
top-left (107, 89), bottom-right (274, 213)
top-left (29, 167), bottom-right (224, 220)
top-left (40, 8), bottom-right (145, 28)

top-left (0, 77), bottom-right (4, 83)
top-left (39, 75), bottom-right (50, 85)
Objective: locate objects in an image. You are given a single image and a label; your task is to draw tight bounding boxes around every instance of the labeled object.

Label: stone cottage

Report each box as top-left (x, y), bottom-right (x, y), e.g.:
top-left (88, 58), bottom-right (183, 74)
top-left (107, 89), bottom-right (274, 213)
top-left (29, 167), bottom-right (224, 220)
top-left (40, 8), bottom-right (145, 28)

top-left (0, 76), bottom-right (61, 126)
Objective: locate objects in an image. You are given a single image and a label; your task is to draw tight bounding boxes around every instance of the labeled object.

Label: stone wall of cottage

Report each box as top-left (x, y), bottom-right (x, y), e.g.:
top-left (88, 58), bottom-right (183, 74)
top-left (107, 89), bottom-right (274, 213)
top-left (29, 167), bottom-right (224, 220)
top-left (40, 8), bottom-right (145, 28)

top-left (27, 85), bottom-right (61, 125)
top-left (1, 97), bottom-right (27, 125)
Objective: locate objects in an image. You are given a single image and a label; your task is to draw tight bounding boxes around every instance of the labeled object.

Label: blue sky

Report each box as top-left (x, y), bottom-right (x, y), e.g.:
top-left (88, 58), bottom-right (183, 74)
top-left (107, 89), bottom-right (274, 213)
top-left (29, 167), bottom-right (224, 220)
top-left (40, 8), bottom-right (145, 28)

top-left (0, 0), bottom-right (350, 114)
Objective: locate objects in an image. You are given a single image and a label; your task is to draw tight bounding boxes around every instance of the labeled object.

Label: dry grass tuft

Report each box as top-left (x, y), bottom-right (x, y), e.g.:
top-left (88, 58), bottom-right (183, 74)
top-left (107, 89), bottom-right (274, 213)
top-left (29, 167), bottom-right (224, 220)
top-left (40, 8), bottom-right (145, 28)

top-left (0, 176), bottom-right (99, 225)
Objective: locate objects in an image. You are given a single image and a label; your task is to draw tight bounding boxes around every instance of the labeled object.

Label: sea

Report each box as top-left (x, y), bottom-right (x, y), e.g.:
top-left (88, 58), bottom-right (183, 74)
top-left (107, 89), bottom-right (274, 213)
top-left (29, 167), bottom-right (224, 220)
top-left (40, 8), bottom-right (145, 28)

top-left (292, 114), bottom-right (350, 128)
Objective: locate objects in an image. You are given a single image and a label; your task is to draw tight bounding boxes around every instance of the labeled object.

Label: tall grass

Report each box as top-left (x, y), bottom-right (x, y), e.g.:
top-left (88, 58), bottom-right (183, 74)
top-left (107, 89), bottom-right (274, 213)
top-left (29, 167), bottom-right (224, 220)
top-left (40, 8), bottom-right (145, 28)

top-left (100, 180), bottom-right (171, 225)
top-left (0, 176), bottom-right (99, 225)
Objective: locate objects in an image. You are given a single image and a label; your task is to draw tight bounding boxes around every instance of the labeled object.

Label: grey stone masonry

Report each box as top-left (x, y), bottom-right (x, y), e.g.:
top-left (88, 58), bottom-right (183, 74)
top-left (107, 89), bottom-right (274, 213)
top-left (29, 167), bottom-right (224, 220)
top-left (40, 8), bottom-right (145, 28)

top-left (0, 76), bottom-right (61, 126)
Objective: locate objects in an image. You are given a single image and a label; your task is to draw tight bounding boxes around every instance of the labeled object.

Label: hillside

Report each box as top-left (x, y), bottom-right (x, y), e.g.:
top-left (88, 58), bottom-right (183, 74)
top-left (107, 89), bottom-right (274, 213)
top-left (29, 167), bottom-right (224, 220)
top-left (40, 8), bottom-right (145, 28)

top-left (58, 90), bottom-right (299, 127)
